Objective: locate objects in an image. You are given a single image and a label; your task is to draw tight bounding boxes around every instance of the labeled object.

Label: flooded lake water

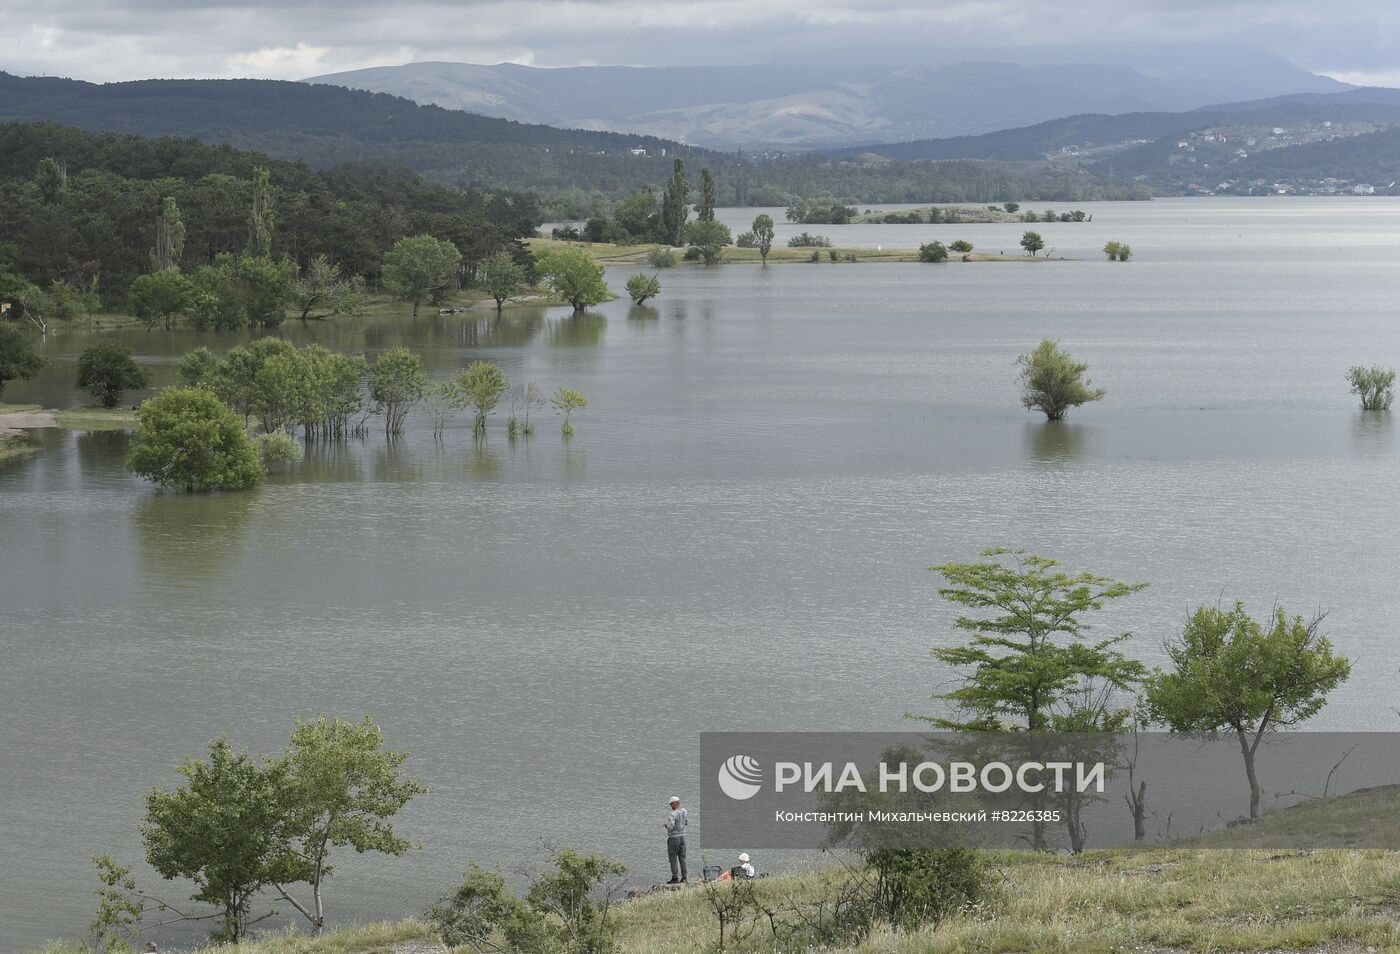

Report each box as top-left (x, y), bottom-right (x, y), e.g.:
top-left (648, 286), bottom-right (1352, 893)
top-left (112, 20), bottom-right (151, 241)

top-left (3, 197), bottom-right (1399, 949)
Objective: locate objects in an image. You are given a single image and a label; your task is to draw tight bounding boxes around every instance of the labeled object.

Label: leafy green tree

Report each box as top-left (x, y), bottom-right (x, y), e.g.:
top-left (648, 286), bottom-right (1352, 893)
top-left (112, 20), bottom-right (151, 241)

top-left (142, 738), bottom-right (288, 941)
top-left (270, 716), bottom-right (426, 935)
top-left (756, 212), bottom-right (778, 264)
top-left (254, 430), bottom-right (301, 470)
top-left (551, 386), bottom-right (588, 435)
top-left (234, 253), bottom-right (295, 329)
top-left (1103, 241), bottom-right (1132, 261)
top-left (1017, 339), bottom-right (1105, 421)
top-left (129, 269), bottom-right (194, 331)
top-left (918, 241), bottom-right (949, 263)
top-left (127, 388), bottom-right (264, 492)
top-left (47, 278), bottom-right (101, 325)
top-left (1346, 365), bottom-right (1395, 410)
top-left (457, 360), bottom-right (508, 436)
top-left (912, 549), bottom-right (1147, 734)
top-left (369, 346), bottom-right (427, 435)
top-left (538, 247), bottom-right (610, 312)
top-left (612, 187), bottom-right (660, 242)
top-left (0, 322), bottom-right (43, 397)
top-left (686, 219), bottom-right (732, 266)
top-left (1020, 231), bottom-right (1046, 256)
top-left (697, 167), bottom-right (717, 223)
top-left (1003, 202), bottom-right (1020, 213)
top-left (35, 156), bottom-right (68, 204)
top-left (382, 235), bottom-right (462, 317)
top-left (248, 166), bottom-right (275, 257)
top-left (1146, 603), bottom-right (1351, 819)
top-left (660, 158), bottom-right (689, 246)
top-left (625, 273), bottom-right (661, 305)
top-left (481, 250), bottom-right (527, 312)
top-left (152, 196), bottom-right (186, 271)
top-left (949, 240), bottom-right (974, 253)
top-left (292, 254), bottom-right (366, 322)
top-left (188, 258), bottom-right (248, 331)
top-left (76, 343), bottom-right (149, 408)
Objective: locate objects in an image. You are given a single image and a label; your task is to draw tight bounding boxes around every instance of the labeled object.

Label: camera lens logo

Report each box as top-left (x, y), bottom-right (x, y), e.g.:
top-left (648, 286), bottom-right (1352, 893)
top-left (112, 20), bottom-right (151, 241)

top-left (718, 755), bottom-right (763, 800)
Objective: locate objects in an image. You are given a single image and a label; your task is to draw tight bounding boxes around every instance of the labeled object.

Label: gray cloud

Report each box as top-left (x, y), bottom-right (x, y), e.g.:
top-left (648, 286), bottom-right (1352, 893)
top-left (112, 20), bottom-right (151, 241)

top-left (1, 0), bottom-right (1398, 83)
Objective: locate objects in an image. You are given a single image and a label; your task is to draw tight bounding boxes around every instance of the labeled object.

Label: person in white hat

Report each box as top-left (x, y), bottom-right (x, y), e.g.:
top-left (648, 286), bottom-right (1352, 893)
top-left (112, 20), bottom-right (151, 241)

top-left (736, 852), bottom-right (755, 879)
top-left (662, 795), bottom-right (688, 884)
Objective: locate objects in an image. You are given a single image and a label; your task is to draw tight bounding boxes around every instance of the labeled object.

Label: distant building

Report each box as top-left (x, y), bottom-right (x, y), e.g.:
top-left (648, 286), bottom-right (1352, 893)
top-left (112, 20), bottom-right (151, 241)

top-left (1353, 184), bottom-right (1376, 195)
top-left (629, 147), bottom-right (648, 157)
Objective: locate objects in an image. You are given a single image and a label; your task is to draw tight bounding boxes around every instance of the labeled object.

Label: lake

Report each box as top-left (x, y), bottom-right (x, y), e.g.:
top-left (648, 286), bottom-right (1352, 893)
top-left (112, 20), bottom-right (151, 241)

top-left (3, 197), bottom-right (1399, 950)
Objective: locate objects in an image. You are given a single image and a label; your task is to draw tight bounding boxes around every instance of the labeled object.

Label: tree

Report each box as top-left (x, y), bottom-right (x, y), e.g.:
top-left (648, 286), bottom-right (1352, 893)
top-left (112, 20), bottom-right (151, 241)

top-left (612, 186), bottom-right (661, 242)
top-left (686, 219), bottom-right (732, 266)
top-left (0, 323), bottom-right (43, 397)
top-left (1145, 603), bottom-right (1351, 820)
top-left (949, 240), bottom-right (974, 253)
top-left (457, 360), bottom-right (507, 436)
top-left (234, 253), bottom-right (296, 329)
top-left (1003, 202), bottom-right (1020, 213)
top-left (129, 269), bottom-right (194, 331)
top-left (480, 250), bottom-right (526, 312)
top-left (1103, 241), bottom-right (1132, 261)
top-left (292, 255), bottom-right (366, 322)
top-left (382, 235), bottom-right (462, 317)
top-left (918, 241), bottom-right (949, 263)
top-left (751, 214), bottom-right (775, 265)
top-left (142, 739), bottom-right (289, 941)
top-left (77, 343), bottom-right (149, 408)
top-left (625, 273), bottom-right (661, 305)
top-left (152, 197), bottom-right (186, 271)
top-left (271, 716), bottom-right (426, 935)
top-left (1346, 365), bottom-right (1395, 410)
top-left (537, 247), bottom-right (610, 312)
top-left (369, 346), bottom-right (427, 436)
top-left (1017, 339), bottom-right (1105, 421)
top-left (248, 166), bottom-right (274, 257)
top-left (551, 386), bottom-right (588, 435)
top-left (697, 167), bottom-right (717, 223)
top-left (127, 388), bottom-right (264, 492)
top-left (912, 549), bottom-right (1147, 735)
top-left (35, 156), bottom-right (68, 204)
top-left (1020, 231), bottom-right (1045, 257)
top-left (660, 159), bottom-right (689, 246)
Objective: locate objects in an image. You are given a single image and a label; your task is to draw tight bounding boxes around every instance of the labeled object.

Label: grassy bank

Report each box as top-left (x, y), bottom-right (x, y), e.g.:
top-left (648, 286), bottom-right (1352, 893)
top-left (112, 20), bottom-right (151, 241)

top-left (526, 237), bottom-right (1051, 265)
top-left (42, 845), bottom-right (1396, 954)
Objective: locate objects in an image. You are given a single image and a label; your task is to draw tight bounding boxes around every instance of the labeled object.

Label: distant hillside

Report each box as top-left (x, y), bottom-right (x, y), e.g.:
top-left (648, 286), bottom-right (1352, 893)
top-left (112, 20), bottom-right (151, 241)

top-left (0, 72), bottom-right (1150, 208)
top-left (305, 56), bottom-right (1345, 149)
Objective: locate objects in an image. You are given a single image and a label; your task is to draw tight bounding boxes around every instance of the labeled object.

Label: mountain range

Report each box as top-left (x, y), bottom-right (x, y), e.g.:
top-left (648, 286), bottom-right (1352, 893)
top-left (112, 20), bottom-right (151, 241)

top-left (305, 50), bottom-right (1347, 148)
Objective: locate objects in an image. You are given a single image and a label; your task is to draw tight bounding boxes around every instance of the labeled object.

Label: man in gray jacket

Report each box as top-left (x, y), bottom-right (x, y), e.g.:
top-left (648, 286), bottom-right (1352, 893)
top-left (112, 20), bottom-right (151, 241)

top-left (663, 795), bottom-right (688, 884)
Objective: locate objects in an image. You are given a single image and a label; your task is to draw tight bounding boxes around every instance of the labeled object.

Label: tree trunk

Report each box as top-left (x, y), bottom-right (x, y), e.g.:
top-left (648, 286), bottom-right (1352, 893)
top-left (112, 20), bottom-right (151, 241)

top-left (1131, 781), bottom-right (1147, 841)
top-left (1237, 728), bottom-right (1262, 819)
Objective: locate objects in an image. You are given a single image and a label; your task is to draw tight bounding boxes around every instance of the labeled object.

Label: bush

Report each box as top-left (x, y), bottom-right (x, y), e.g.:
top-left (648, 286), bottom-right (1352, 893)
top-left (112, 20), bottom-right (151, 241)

top-left (918, 241), bottom-right (949, 263)
top-left (76, 343), bottom-right (149, 408)
top-left (254, 430), bottom-right (301, 469)
top-left (734, 230), bottom-right (757, 248)
top-left (1017, 338), bottom-right (1105, 420)
top-left (127, 387), bottom-right (264, 492)
top-left (1103, 241), bottom-right (1132, 261)
top-left (625, 273), bottom-right (661, 305)
top-left (646, 247), bottom-right (676, 268)
top-left (0, 322), bottom-right (44, 397)
top-left (949, 239), bottom-right (974, 253)
top-left (1347, 365), bottom-right (1396, 410)
top-left (787, 232), bottom-right (832, 248)
top-left (865, 848), bottom-right (985, 931)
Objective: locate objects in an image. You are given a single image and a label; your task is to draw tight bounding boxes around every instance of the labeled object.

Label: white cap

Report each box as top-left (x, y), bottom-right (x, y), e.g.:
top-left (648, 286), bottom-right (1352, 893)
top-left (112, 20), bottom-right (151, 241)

top-left (739, 853), bottom-right (750, 863)
top-left (668, 795), bottom-right (680, 804)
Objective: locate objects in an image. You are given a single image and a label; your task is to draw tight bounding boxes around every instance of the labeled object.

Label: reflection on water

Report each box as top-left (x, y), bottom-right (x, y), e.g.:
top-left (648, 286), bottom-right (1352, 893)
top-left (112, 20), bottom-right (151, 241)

top-left (547, 311), bottom-right (607, 347)
top-left (467, 444), bottom-right (503, 479)
top-left (1024, 421), bottom-right (1088, 462)
top-left (1350, 410), bottom-right (1393, 456)
top-left (133, 490), bottom-right (257, 585)
top-left (627, 304), bottom-right (660, 323)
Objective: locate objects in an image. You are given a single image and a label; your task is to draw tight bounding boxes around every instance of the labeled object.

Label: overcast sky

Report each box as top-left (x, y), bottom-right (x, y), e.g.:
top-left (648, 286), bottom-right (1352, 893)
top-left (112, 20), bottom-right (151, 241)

top-left (3, 0), bottom-right (1400, 87)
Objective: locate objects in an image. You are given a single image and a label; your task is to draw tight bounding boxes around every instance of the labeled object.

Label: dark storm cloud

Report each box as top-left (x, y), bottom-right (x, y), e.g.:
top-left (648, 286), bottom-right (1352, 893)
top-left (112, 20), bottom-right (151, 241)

top-left (2, 0), bottom-right (1397, 83)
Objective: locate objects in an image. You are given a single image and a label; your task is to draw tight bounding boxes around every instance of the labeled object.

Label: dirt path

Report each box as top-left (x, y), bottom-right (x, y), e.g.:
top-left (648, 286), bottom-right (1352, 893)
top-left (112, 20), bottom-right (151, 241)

top-left (0, 410), bottom-right (58, 436)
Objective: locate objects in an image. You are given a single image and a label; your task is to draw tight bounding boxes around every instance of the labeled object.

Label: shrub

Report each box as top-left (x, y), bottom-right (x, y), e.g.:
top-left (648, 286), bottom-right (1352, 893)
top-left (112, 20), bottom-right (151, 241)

top-left (127, 388), bottom-right (263, 492)
top-left (949, 239), bottom-right (974, 253)
top-left (0, 322), bottom-right (44, 397)
top-left (734, 230), bottom-right (757, 248)
top-left (1103, 241), bottom-right (1132, 261)
top-left (1347, 365), bottom-right (1396, 410)
top-left (1017, 338), bottom-right (1105, 420)
top-left (682, 246), bottom-right (703, 261)
top-left (646, 247), bottom-right (676, 268)
top-left (625, 273), bottom-right (661, 305)
top-left (254, 430), bottom-right (301, 469)
top-left (787, 232), bottom-right (832, 248)
top-left (76, 343), bottom-right (149, 408)
top-left (918, 241), bottom-right (949, 263)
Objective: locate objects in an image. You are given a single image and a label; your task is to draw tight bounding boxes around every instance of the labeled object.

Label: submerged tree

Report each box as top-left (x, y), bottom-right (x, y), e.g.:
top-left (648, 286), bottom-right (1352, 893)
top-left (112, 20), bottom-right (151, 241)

top-left (76, 343), bottom-right (149, 408)
top-left (751, 213), bottom-right (775, 265)
top-left (369, 346), bottom-right (427, 436)
top-left (537, 247), bottom-right (609, 312)
top-left (551, 386), bottom-right (588, 436)
top-left (625, 273), bottom-right (661, 305)
top-left (126, 388), bottom-right (264, 492)
top-left (292, 255), bottom-right (366, 322)
top-left (1017, 339), bottom-right (1105, 421)
top-left (382, 235), bottom-right (462, 318)
top-left (480, 250), bottom-right (526, 312)
top-left (1346, 365), bottom-right (1395, 410)
top-left (457, 360), bottom-right (507, 437)
top-left (1146, 603), bottom-right (1350, 820)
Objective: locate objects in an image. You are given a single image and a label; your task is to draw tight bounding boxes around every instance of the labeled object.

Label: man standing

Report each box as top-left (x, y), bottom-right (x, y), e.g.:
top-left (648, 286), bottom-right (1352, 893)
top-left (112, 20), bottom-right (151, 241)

top-left (663, 795), bottom-right (688, 884)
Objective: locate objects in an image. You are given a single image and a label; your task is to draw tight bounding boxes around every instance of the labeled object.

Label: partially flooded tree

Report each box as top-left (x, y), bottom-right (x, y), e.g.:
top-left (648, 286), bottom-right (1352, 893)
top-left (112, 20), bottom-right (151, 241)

top-left (751, 213), bottom-right (775, 265)
top-left (382, 235), bottom-right (462, 318)
top-left (369, 346), bottom-right (427, 436)
top-left (457, 360), bottom-right (507, 437)
top-left (1346, 365), bottom-right (1395, 410)
top-left (292, 254), bottom-right (367, 322)
top-left (552, 386), bottom-right (588, 436)
top-left (1146, 603), bottom-right (1351, 820)
top-left (1017, 339), bottom-right (1105, 421)
top-left (625, 273), bottom-right (661, 305)
top-left (481, 250), bottom-right (526, 312)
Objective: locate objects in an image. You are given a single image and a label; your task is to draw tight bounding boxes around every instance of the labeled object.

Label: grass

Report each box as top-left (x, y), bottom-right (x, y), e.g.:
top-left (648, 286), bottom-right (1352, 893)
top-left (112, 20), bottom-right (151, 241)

top-left (849, 204), bottom-right (1026, 225)
top-left (0, 432), bottom-right (40, 463)
top-left (526, 237), bottom-right (1049, 265)
top-left (53, 406), bottom-right (140, 430)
